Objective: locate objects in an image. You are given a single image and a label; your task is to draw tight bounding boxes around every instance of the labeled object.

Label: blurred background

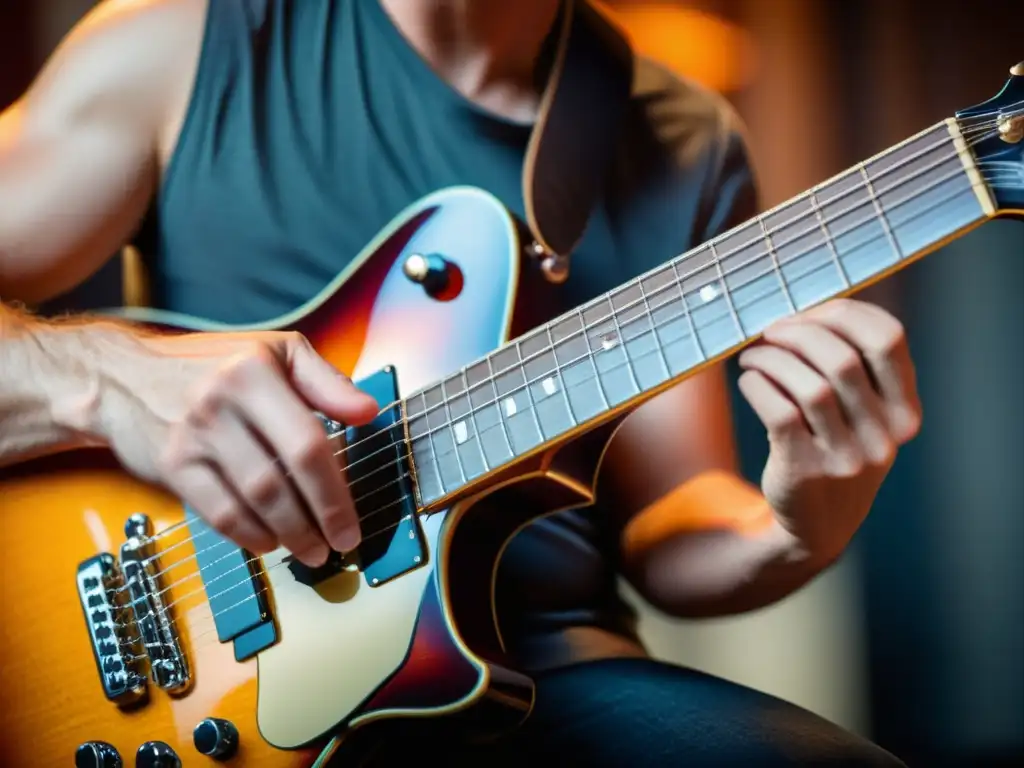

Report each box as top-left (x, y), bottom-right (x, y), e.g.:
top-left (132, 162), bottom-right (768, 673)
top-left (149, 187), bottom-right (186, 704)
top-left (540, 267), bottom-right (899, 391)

top-left (2, 1), bottom-right (1021, 765)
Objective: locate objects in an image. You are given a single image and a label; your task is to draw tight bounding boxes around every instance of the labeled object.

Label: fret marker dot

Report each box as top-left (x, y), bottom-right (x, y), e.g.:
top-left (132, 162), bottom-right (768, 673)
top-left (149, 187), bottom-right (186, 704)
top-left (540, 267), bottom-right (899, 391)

top-left (541, 377), bottom-right (557, 396)
top-left (503, 398), bottom-right (518, 417)
top-left (699, 284), bottom-right (719, 303)
top-left (601, 333), bottom-right (619, 351)
top-left (453, 421), bottom-right (468, 445)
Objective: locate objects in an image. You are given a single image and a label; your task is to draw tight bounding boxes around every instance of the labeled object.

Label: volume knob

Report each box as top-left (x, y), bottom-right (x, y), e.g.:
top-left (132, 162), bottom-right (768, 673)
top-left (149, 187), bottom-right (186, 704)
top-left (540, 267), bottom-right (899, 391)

top-left (193, 718), bottom-right (240, 760)
top-left (75, 742), bottom-right (122, 768)
top-left (135, 741), bottom-right (181, 768)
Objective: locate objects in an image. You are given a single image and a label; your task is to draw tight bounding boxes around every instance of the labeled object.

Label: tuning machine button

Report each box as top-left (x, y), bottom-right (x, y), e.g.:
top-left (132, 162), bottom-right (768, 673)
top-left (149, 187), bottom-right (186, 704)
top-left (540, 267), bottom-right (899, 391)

top-left (75, 742), bottom-right (123, 768)
top-left (193, 718), bottom-right (240, 760)
top-left (135, 741), bottom-right (181, 768)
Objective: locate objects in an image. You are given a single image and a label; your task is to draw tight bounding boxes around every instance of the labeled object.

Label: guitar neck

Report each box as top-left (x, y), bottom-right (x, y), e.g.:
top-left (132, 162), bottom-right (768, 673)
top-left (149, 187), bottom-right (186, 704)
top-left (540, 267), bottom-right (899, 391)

top-left (405, 117), bottom-right (996, 511)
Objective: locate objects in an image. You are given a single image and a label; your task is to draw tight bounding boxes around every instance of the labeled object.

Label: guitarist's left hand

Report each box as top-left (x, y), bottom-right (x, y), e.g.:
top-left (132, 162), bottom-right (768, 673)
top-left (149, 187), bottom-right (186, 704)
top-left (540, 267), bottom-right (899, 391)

top-left (736, 298), bottom-right (923, 562)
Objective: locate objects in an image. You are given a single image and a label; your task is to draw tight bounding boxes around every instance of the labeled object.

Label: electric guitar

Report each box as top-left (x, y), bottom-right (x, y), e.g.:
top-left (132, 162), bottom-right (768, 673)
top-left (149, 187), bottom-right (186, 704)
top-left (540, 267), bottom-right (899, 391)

top-left (1, 64), bottom-right (1021, 768)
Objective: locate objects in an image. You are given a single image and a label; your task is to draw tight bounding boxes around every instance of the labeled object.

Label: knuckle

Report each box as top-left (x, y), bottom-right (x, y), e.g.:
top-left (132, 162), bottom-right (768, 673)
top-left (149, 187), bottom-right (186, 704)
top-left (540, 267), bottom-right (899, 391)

top-left (188, 380), bottom-right (225, 427)
top-left (805, 382), bottom-right (835, 411)
top-left (873, 323), bottom-right (907, 357)
top-left (158, 432), bottom-right (191, 476)
top-left (287, 426), bottom-right (328, 469)
top-left (830, 454), bottom-right (865, 479)
top-left (281, 330), bottom-right (309, 349)
top-left (832, 351), bottom-right (863, 382)
top-left (766, 405), bottom-right (802, 432)
top-left (867, 439), bottom-right (897, 468)
top-left (820, 297), bottom-right (854, 317)
top-left (242, 466), bottom-right (285, 507)
top-left (206, 505), bottom-right (241, 538)
top-left (214, 342), bottom-right (277, 391)
top-left (901, 408), bottom-right (923, 441)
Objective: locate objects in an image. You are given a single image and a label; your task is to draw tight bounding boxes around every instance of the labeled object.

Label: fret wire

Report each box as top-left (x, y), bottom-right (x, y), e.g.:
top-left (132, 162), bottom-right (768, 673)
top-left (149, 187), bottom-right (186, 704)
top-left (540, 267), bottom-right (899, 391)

top-left (607, 296), bottom-right (641, 392)
top-left (418, 390), bottom-right (445, 497)
top-left (438, 378), bottom-right (468, 485)
top-left (635, 276), bottom-right (672, 377)
top-left (406, 139), bottom-right (976, 457)
top-left (707, 241), bottom-right (746, 337)
top-left (807, 188), bottom-right (852, 288)
top-left (544, 325), bottom-right (578, 425)
top-left (460, 368), bottom-right (490, 473)
top-left (577, 307), bottom-right (611, 410)
top-left (411, 167), bottom-right (981, 479)
top-left (669, 259), bottom-right (708, 361)
top-left (484, 355), bottom-right (516, 458)
top-left (514, 338), bottom-right (548, 440)
top-left (758, 215), bottom-right (797, 313)
top-left (858, 163), bottom-right (905, 261)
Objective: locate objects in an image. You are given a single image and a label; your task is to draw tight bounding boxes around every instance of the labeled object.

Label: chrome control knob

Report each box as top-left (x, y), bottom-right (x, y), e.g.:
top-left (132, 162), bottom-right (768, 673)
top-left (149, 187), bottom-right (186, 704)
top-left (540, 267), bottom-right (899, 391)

top-left (75, 742), bottom-right (122, 768)
top-left (193, 718), bottom-right (240, 760)
top-left (135, 741), bottom-right (181, 768)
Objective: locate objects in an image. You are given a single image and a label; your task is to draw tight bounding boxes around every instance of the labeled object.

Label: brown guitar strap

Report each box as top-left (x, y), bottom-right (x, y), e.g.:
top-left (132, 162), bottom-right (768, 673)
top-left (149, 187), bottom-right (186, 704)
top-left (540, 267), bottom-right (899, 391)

top-left (520, 0), bottom-right (634, 283)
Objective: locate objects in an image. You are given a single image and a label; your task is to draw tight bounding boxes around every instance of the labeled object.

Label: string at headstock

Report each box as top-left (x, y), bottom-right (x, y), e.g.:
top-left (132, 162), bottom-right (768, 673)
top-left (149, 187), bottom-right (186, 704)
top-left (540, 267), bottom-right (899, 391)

top-left (956, 61), bottom-right (1024, 217)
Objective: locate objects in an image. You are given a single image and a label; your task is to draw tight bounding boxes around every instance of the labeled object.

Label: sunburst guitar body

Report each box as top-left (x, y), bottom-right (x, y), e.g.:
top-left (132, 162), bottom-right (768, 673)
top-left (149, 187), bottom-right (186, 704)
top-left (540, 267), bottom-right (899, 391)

top-left (0, 187), bottom-right (583, 767)
top-left (3, 64), bottom-right (1024, 767)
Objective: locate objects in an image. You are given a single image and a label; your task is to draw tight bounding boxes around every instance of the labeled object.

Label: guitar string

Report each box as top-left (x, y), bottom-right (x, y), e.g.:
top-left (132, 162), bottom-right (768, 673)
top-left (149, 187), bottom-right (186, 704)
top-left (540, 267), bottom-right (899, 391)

top-left (111, 116), bottom-right (1013, 600)
top-left (312, 116), bottom-right (1021, 468)
top-left (143, 105), bottom-right (1024, 556)
top-left (110, 137), bottom-right (1014, 636)
top-left (140, 112), bottom-right (1011, 552)
top-left (113, 148), bottom-right (1019, 655)
top-left (118, 141), bottom-right (1002, 601)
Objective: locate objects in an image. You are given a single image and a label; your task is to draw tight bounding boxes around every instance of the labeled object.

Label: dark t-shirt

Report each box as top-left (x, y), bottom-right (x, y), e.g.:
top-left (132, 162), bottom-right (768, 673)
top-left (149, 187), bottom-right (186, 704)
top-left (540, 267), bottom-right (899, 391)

top-left (140, 0), bottom-right (758, 671)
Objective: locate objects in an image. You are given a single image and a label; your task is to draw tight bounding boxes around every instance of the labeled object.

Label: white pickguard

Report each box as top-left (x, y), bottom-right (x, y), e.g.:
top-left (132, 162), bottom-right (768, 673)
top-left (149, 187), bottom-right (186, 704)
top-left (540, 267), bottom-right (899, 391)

top-left (252, 188), bottom-right (519, 749)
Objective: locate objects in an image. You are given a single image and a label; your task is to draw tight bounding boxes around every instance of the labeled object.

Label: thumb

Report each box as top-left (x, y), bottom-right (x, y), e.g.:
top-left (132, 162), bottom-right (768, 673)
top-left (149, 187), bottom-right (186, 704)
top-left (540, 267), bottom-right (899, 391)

top-left (281, 334), bottom-right (379, 425)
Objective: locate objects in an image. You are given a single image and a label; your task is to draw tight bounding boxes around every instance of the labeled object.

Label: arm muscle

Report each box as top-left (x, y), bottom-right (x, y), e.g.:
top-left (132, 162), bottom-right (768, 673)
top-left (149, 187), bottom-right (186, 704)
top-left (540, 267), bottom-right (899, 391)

top-left (0, 0), bottom-right (206, 304)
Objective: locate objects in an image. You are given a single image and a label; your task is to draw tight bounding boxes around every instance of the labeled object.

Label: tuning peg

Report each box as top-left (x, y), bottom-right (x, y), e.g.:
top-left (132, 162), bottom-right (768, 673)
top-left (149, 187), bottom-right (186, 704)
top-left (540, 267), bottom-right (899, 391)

top-left (1012, 61), bottom-right (1023, 76)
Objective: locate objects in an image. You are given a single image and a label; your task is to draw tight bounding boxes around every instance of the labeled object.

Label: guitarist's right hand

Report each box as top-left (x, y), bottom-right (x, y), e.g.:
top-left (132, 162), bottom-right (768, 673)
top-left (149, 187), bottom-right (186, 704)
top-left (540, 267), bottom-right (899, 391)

top-left (64, 326), bottom-right (378, 567)
top-left (106, 330), bottom-right (379, 566)
top-left (24, 321), bottom-right (382, 569)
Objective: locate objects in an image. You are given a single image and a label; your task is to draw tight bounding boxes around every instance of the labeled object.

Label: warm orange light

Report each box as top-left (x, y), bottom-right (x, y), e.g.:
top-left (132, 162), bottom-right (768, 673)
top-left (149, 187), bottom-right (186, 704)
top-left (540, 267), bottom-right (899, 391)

top-left (596, 1), bottom-right (756, 93)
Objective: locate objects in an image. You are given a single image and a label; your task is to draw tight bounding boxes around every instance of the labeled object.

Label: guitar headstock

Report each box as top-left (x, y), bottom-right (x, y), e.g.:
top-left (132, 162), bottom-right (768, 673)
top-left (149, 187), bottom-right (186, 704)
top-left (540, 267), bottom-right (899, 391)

top-left (956, 61), bottom-right (1024, 217)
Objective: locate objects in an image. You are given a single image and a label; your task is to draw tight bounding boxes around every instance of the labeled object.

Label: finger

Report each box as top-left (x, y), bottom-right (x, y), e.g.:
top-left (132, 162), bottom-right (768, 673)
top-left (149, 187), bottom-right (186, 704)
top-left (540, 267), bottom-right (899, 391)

top-left (282, 333), bottom-right (379, 426)
top-left (233, 361), bottom-right (363, 554)
top-left (204, 409), bottom-right (330, 567)
top-left (762, 319), bottom-right (894, 465)
top-left (737, 368), bottom-right (808, 438)
top-left (804, 300), bottom-right (922, 442)
top-left (169, 461), bottom-right (278, 555)
top-left (738, 344), bottom-right (851, 445)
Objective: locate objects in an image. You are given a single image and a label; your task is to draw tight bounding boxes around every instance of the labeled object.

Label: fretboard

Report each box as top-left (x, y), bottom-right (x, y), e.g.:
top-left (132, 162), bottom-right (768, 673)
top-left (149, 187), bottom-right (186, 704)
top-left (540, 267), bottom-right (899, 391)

top-left (406, 119), bottom-right (994, 509)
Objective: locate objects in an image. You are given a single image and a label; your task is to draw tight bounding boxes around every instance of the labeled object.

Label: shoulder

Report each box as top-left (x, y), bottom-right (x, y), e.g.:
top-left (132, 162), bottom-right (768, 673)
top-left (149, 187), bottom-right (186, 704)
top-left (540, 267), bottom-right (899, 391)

top-left (623, 55), bottom-right (760, 239)
top-left (22, 0), bottom-right (208, 140)
top-left (629, 55), bottom-right (753, 179)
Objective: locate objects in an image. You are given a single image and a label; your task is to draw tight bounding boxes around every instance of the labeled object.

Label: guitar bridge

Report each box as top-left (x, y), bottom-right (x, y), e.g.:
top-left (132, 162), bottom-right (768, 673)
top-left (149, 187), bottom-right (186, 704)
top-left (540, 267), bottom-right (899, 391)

top-left (119, 514), bottom-right (191, 694)
top-left (77, 513), bottom-right (191, 706)
top-left (75, 553), bottom-right (148, 706)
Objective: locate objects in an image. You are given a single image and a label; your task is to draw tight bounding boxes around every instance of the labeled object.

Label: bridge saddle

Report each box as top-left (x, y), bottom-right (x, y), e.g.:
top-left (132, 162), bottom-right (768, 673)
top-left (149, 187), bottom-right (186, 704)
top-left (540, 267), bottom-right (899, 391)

top-left (76, 512), bottom-right (191, 706)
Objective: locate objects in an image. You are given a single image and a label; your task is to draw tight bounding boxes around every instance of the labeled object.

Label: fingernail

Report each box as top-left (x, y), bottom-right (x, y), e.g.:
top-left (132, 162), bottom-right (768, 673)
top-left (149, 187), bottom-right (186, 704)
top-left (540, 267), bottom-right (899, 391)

top-left (333, 526), bottom-right (362, 554)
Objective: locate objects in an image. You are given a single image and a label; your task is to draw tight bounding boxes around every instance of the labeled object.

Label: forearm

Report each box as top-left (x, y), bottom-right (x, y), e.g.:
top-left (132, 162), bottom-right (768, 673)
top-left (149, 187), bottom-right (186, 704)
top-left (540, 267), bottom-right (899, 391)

top-left (0, 303), bottom-right (128, 465)
top-left (621, 471), bottom-right (838, 618)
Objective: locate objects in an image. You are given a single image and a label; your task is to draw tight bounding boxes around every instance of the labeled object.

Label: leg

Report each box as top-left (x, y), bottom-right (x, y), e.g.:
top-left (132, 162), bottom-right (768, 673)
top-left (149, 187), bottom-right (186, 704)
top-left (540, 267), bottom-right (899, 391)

top-left (366, 657), bottom-right (906, 767)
